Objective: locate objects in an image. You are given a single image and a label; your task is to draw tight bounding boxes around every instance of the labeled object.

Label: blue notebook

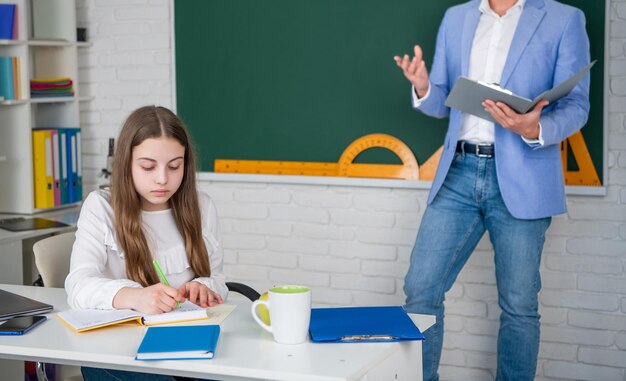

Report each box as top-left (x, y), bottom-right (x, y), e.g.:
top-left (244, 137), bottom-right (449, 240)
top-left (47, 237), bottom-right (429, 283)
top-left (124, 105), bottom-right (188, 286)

top-left (309, 306), bottom-right (425, 343)
top-left (135, 325), bottom-right (220, 360)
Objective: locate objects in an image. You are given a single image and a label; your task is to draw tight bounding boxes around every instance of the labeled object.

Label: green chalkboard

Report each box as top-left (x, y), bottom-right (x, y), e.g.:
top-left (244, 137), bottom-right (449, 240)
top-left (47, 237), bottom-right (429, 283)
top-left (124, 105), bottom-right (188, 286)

top-left (174, 0), bottom-right (605, 184)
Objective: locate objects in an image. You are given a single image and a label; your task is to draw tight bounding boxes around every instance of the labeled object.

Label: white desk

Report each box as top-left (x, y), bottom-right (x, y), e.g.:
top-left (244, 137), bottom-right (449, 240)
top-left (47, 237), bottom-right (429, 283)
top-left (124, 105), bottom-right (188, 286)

top-left (0, 284), bottom-right (435, 381)
top-left (0, 208), bottom-right (79, 285)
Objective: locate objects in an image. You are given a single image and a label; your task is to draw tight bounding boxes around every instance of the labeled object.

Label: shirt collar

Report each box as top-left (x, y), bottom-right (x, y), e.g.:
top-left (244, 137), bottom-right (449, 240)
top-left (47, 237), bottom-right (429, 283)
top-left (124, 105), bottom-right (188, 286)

top-left (479, 0), bottom-right (525, 15)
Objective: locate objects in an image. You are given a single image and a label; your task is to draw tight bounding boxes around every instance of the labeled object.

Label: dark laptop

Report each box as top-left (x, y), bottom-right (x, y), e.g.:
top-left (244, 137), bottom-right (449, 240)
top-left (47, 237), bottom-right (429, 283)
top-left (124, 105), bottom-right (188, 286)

top-left (0, 289), bottom-right (53, 321)
top-left (0, 217), bottom-right (69, 232)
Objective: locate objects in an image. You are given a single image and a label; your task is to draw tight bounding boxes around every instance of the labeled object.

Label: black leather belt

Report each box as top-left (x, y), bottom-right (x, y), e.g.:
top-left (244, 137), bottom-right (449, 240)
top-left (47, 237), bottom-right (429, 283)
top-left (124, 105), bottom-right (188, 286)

top-left (456, 141), bottom-right (495, 157)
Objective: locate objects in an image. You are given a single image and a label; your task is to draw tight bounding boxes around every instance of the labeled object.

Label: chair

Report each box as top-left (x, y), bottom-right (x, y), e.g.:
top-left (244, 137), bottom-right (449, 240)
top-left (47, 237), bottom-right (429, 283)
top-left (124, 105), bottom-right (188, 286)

top-left (226, 281), bottom-right (260, 301)
top-left (32, 232), bottom-right (82, 381)
top-left (33, 231), bottom-right (76, 288)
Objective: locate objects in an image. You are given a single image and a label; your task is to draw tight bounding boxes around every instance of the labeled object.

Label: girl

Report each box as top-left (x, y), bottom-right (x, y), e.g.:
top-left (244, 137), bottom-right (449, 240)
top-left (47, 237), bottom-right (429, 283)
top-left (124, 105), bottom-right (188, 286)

top-left (65, 105), bottom-right (227, 381)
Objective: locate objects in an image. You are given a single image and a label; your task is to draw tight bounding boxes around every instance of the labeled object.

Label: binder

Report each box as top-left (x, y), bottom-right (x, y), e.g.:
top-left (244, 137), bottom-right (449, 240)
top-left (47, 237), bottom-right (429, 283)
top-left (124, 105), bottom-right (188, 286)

top-left (136, 325), bottom-right (220, 361)
top-left (50, 130), bottom-right (61, 206)
top-left (59, 129), bottom-right (68, 204)
top-left (11, 3), bottom-right (17, 39)
top-left (32, 130), bottom-right (54, 208)
top-left (0, 4), bottom-right (15, 40)
top-left (445, 60), bottom-right (596, 123)
top-left (12, 57), bottom-right (20, 99)
top-left (75, 130), bottom-right (83, 201)
top-left (0, 56), bottom-right (14, 100)
top-left (66, 129), bottom-right (78, 203)
top-left (309, 306), bottom-right (425, 343)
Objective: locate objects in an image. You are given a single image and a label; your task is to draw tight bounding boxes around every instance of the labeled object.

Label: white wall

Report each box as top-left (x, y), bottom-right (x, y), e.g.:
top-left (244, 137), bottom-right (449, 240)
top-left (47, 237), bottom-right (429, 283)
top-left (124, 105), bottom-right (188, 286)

top-left (76, 1), bottom-right (626, 380)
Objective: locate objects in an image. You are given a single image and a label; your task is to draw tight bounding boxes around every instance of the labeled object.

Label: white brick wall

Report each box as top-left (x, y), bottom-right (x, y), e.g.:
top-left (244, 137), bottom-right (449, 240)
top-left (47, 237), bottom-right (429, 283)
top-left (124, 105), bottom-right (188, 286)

top-left (77, 1), bottom-right (626, 379)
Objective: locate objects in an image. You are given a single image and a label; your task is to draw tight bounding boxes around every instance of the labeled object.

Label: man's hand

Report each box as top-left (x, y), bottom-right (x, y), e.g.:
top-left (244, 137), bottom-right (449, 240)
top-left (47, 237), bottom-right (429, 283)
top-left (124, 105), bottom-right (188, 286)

top-left (393, 45), bottom-right (430, 98)
top-left (482, 99), bottom-right (549, 140)
top-left (179, 282), bottom-right (223, 308)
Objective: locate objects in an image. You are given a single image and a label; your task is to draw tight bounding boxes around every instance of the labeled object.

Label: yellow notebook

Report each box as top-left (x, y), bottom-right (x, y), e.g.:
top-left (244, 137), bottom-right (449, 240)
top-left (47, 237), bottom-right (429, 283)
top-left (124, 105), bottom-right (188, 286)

top-left (32, 129), bottom-right (54, 208)
top-left (56, 301), bottom-right (236, 333)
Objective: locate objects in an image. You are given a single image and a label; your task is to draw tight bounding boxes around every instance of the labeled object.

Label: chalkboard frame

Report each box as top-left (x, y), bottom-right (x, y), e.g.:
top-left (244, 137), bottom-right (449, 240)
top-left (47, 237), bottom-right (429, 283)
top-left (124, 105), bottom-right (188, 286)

top-left (171, 0), bottom-right (608, 195)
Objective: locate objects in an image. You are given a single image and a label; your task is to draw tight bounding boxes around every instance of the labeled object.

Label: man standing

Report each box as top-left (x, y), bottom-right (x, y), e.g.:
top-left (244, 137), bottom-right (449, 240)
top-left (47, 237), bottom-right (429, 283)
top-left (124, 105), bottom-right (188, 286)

top-left (394, 0), bottom-right (590, 380)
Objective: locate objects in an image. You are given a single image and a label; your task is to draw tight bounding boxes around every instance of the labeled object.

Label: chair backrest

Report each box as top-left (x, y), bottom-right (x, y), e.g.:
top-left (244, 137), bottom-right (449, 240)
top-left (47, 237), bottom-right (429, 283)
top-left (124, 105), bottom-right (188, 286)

top-left (33, 231), bottom-right (76, 288)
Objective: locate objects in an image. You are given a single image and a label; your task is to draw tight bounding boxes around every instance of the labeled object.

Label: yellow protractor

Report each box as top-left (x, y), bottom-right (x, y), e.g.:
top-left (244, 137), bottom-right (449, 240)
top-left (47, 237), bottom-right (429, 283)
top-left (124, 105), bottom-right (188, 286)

top-left (336, 134), bottom-right (419, 180)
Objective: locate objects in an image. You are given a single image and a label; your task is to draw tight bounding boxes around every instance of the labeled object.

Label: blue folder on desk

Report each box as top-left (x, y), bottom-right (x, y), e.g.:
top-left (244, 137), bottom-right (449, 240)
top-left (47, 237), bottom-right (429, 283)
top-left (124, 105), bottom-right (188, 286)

top-left (309, 306), bottom-right (425, 343)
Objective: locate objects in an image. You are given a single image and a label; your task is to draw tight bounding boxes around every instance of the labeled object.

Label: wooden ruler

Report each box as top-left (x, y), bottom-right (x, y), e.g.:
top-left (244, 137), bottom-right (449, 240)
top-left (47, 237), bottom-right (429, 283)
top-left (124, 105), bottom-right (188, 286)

top-left (216, 131), bottom-right (599, 185)
top-left (215, 134), bottom-right (441, 180)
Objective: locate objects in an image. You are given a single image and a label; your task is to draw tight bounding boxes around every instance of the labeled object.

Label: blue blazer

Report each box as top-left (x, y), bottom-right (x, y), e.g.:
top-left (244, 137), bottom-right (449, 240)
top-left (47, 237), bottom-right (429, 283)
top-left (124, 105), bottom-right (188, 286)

top-left (417, 0), bottom-right (590, 219)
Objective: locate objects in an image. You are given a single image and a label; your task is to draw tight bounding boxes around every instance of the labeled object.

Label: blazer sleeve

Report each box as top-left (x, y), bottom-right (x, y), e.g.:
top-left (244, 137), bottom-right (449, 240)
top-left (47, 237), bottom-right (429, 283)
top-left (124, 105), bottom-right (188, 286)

top-left (413, 10), bottom-right (453, 119)
top-left (538, 9), bottom-right (591, 147)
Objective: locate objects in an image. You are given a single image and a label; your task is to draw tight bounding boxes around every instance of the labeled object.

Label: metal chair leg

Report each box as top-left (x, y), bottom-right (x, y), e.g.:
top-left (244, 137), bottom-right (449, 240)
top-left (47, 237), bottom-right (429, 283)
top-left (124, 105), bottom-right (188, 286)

top-left (36, 361), bottom-right (49, 381)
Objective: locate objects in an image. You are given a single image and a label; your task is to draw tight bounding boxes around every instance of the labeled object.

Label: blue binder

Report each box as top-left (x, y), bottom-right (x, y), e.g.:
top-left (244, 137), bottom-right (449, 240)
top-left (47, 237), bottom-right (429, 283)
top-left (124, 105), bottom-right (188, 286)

top-left (309, 306), bottom-right (425, 343)
top-left (0, 4), bottom-right (15, 40)
top-left (65, 129), bottom-right (79, 203)
top-left (136, 325), bottom-right (220, 360)
top-left (75, 130), bottom-right (83, 201)
top-left (58, 129), bottom-right (69, 204)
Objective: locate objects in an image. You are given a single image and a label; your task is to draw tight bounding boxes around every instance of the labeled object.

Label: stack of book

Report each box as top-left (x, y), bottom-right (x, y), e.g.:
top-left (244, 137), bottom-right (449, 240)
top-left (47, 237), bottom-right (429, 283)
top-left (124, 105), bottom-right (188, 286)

top-left (0, 4), bottom-right (18, 40)
top-left (30, 78), bottom-right (74, 98)
top-left (0, 56), bottom-right (22, 101)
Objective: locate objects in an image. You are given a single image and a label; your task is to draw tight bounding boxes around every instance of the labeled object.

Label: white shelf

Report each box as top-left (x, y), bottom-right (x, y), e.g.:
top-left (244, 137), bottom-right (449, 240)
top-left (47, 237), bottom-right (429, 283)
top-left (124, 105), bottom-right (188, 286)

top-left (76, 41), bottom-right (92, 48)
top-left (0, 39), bottom-right (27, 46)
top-left (0, 99), bottom-right (29, 106)
top-left (30, 97), bottom-right (77, 104)
top-left (0, 0), bottom-right (83, 214)
top-left (1, 98), bottom-right (78, 106)
top-left (28, 40), bottom-right (74, 47)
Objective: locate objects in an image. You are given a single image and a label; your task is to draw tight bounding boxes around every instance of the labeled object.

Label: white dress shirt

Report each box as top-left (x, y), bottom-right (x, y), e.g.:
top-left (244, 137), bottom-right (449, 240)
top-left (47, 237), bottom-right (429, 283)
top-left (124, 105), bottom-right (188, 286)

top-left (65, 189), bottom-right (228, 310)
top-left (413, 0), bottom-right (543, 145)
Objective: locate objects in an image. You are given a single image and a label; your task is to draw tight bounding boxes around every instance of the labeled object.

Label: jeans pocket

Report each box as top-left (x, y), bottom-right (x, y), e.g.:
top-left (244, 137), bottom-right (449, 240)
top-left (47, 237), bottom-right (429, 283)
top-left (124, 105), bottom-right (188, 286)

top-left (453, 151), bottom-right (464, 163)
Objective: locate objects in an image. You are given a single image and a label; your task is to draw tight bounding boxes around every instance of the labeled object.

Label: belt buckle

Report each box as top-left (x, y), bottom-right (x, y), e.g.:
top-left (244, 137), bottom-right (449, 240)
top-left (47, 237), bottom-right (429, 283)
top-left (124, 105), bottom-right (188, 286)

top-left (476, 144), bottom-right (492, 158)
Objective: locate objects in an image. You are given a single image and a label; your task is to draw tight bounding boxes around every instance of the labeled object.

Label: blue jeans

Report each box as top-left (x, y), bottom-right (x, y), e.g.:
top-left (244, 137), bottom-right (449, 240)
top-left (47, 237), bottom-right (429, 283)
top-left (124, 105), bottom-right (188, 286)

top-left (404, 151), bottom-right (551, 381)
top-left (81, 367), bottom-right (212, 381)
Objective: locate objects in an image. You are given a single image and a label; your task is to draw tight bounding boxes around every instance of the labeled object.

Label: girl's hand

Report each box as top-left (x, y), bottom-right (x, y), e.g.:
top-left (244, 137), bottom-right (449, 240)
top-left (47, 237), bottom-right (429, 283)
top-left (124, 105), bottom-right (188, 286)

top-left (113, 284), bottom-right (185, 314)
top-left (179, 282), bottom-right (223, 308)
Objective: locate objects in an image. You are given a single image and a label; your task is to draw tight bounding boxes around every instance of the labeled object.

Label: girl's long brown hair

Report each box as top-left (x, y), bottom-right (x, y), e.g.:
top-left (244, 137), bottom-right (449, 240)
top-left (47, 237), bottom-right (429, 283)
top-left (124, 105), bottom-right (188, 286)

top-left (111, 106), bottom-right (210, 287)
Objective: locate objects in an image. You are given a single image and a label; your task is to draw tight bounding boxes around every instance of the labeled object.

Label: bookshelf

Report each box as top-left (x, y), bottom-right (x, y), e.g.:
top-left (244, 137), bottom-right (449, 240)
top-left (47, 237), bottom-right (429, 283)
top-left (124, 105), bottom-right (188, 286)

top-left (0, 0), bottom-right (85, 214)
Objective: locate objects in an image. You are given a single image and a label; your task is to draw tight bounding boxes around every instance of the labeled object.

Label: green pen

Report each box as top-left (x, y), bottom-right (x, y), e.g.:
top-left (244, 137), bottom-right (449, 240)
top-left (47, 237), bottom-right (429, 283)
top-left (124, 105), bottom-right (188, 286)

top-left (152, 259), bottom-right (182, 308)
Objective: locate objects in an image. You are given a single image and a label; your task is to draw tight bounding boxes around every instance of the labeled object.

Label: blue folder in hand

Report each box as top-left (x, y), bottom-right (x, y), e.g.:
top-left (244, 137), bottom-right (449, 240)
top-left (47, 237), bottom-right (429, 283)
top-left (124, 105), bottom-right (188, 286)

top-left (135, 325), bottom-right (220, 360)
top-left (309, 306), bottom-right (425, 343)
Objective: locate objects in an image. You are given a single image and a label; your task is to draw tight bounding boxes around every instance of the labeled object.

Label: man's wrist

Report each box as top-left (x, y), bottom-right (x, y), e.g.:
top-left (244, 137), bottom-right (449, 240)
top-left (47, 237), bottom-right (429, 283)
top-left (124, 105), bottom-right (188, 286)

top-left (521, 122), bottom-right (544, 146)
top-left (415, 84), bottom-right (429, 99)
top-left (524, 124), bottom-right (540, 140)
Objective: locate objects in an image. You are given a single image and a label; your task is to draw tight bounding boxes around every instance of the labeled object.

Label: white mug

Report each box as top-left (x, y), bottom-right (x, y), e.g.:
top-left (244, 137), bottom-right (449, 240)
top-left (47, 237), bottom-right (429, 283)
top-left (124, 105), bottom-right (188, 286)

top-left (251, 285), bottom-right (311, 344)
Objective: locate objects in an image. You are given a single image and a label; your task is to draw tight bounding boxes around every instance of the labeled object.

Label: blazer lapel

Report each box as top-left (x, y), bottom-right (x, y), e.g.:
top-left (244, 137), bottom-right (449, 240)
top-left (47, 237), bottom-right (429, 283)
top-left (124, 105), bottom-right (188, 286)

top-left (461, 6), bottom-right (482, 76)
top-left (500, 0), bottom-right (546, 86)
